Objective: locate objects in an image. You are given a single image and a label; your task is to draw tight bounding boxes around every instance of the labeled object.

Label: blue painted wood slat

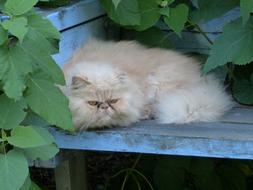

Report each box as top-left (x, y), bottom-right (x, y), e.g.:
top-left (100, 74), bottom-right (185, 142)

top-left (49, 107), bottom-right (253, 160)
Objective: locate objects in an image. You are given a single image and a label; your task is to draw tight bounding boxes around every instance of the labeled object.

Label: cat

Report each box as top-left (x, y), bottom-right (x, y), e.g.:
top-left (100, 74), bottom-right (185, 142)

top-left (62, 40), bottom-right (232, 130)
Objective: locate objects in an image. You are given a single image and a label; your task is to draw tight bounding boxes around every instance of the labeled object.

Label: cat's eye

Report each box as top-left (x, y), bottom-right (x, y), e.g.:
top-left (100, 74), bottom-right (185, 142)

top-left (108, 99), bottom-right (119, 104)
top-left (87, 101), bottom-right (99, 106)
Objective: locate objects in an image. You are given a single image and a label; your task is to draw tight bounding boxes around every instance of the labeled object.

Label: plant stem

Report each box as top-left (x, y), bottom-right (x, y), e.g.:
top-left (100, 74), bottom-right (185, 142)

top-left (120, 154), bottom-right (142, 190)
top-left (193, 23), bottom-right (213, 45)
top-left (188, 19), bottom-right (213, 45)
top-left (1, 129), bottom-right (6, 154)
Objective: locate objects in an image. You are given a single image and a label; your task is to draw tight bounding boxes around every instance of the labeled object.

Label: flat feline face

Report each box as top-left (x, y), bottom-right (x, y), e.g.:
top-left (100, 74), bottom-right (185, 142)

top-left (68, 74), bottom-right (135, 130)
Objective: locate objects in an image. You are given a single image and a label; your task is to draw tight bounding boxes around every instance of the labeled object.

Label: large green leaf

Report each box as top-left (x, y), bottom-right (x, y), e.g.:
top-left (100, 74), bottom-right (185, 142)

top-left (0, 44), bottom-right (33, 100)
top-left (25, 71), bottom-right (74, 131)
top-left (20, 176), bottom-right (31, 190)
top-left (191, 0), bottom-right (239, 22)
top-left (19, 29), bottom-right (65, 85)
top-left (0, 25), bottom-right (8, 45)
top-left (29, 182), bottom-right (41, 190)
top-left (7, 126), bottom-right (54, 148)
top-left (0, 150), bottom-right (28, 190)
top-left (0, 94), bottom-right (27, 129)
top-left (23, 144), bottom-right (59, 161)
top-left (164, 4), bottom-right (189, 36)
top-left (5, 0), bottom-right (38, 15)
top-left (100, 0), bottom-right (141, 26)
top-left (22, 111), bottom-right (50, 127)
top-left (134, 0), bottom-right (160, 31)
top-left (240, 0), bottom-right (253, 25)
top-left (27, 12), bottom-right (60, 43)
top-left (1, 17), bottom-right (28, 42)
top-left (232, 75), bottom-right (253, 105)
top-left (204, 18), bottom-right (253, 73)
top-left (20, 176), bottom-right (41, 190)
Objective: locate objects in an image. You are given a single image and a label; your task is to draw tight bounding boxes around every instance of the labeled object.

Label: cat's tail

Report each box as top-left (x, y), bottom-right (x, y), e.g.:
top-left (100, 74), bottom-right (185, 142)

top-left (157, 75), bottom-right (233, 123)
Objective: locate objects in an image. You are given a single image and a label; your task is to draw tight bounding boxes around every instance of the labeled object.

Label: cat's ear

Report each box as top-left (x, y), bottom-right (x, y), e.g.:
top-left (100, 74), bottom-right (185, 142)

top-left (71, 76), bottom-right (91, 89)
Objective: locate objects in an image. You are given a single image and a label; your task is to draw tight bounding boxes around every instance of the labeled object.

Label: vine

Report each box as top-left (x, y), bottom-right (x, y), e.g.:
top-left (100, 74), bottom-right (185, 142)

top-left (0, 0), bottom-right (73, 189)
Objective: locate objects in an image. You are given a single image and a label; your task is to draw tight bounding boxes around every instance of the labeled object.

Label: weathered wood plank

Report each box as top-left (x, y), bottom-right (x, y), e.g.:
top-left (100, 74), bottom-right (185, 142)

top-left (38, 0), bottom-right (105, 31)
top-left (53, 17), bottom-right (108, 66)
top-left (166, 31), bottom-right (216, 54)
top-left (48, 107), bottom-right (253, 160)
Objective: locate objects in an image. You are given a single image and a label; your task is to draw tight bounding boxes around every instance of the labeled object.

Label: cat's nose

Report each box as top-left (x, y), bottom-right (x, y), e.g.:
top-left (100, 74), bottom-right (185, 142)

top-left (99, 103), bottom-right (109, 109)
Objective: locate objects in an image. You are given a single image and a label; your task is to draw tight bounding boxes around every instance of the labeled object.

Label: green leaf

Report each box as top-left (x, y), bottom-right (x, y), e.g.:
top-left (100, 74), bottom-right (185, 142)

top-left (159, 7), bottom-right (170, 17)
top-left (100, 0), bottom-right (141, 26)
top-left (0, 94), bottom-right (27, 129)
top-left (191, 0), bottom-right (239, 22)
top-left (204, 18), bottom-right (253, 73)
top-left (0, 0), bottom-right (6, 9)
top-left (240, 0), bottom-right (253, 25)
top-left (23, 144), bottom-right (59, 161)
top-left (25, 71), bottom-right (74, 131)
top-left (232, 75), bottom-right (253, 105)
top-left (20, 176), bottom-right (31, 190)
top-left (2, 17), bottom-right (28, 42)
top-left (19, 29), bottom-right (65, 85)
top-left (164, 4), bottom-right (189, 36)
top-left (27, 11), bottom-right (60, 41)
top-left (0, 150), bottom-right (28, 190)
top-left (134, 0), bottom-right (160, 31)
top-left (112, 0), bottom-right (121, 8)
top-left (0, 25), bottom-right (8, 45)
top-left (7, 126), bottom-right (54, 148)
top-left (20, 176), bottom-right (41, 190)
top-left (136, 27), bottom-right (172, 48)
top-left (22, 111), bottom-right (50, 127)
top-left (5, 0), bottom-right (38, 15)
top-left (0, 44), bottom-right (33, 100)
top-left (29, 181), bottom-right (41, 190)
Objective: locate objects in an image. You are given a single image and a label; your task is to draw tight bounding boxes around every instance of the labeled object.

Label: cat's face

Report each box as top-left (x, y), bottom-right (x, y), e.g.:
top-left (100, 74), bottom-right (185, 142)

top-left (67, 68), bottom-right (142, 130)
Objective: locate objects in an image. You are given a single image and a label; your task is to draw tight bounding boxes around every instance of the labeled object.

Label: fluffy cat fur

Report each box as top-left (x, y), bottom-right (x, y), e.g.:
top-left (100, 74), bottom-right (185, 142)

top-left (62, 40), bottom-right (232, 130)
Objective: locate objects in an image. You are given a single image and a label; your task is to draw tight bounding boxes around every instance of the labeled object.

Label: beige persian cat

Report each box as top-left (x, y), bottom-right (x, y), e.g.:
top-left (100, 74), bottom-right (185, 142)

top-left (62, 40), bottom-right (232, 130)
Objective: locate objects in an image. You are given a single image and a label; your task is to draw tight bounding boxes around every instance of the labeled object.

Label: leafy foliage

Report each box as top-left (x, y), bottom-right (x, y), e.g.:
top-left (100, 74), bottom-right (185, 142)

top-left (101, 0), bottom-right (253, 104)
top-left (163, 4), bottom-right (189, 36)
top-left (204, 17), bottom-right (253, 73)
top-left (0, 0), bottom-right (74, 189)
top-left (240, 0), bottom-right (253, 24)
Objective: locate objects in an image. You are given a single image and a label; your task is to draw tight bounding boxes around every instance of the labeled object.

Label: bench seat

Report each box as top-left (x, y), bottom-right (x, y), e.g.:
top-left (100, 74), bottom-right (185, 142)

top-left (51, 105), bottom-right (253, 160)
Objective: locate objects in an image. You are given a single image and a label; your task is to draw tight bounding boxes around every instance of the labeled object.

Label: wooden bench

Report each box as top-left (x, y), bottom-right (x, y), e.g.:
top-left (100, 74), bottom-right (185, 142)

top-left (27, 2), bottom-right (253, 189)
top-left (39, 105), bottom-right (253, 190)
